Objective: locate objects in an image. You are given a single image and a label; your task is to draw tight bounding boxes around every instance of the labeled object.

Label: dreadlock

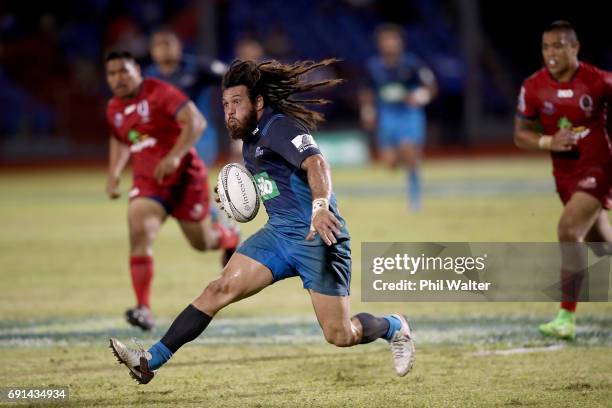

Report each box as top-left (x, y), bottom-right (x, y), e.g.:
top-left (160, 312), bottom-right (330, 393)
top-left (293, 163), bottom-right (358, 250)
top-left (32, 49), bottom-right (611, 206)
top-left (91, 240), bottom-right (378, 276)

top-left (222, 58), bottom-right (343, 129)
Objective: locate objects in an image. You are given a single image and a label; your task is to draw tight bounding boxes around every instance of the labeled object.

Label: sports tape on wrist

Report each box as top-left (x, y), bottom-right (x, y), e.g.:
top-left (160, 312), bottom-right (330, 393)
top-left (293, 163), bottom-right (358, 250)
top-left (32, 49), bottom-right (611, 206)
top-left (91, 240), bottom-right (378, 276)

top-left (538, 135), bottom-right (552, 150)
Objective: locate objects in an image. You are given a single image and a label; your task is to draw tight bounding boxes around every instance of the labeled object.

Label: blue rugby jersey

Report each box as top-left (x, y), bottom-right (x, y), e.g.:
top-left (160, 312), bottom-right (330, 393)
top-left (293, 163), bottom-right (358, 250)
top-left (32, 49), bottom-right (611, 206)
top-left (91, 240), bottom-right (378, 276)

top-left (144, 55), bottom-right (225, 104)
top-left (365, 53), bottom-right (434, 113)
top-left (242, 108), bottom-right (349, 244)
top-left (144, 55), bottom-right (227, 164)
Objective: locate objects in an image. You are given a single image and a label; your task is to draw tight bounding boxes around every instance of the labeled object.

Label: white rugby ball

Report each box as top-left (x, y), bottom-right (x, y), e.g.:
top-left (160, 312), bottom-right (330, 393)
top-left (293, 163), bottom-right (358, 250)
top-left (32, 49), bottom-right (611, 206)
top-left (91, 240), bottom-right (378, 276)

top-left (216, 163), bottom-right (260, 223)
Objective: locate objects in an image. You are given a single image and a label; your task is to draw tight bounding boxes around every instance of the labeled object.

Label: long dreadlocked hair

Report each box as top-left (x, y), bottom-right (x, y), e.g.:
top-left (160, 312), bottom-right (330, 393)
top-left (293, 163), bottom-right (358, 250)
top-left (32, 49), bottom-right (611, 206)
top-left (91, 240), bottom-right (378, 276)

top-left (222, 58), bottom-right (344, 129)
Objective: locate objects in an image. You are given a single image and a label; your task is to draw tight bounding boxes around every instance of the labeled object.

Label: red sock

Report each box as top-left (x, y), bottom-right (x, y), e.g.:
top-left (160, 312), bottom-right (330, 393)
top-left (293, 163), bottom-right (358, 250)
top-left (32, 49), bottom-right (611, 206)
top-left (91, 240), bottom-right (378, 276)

top-left (560, 268), bottom-right (583, 313)
top-left (561, 301), bottom-right (577, 312)
top-left (212, 223), bottom-right (239, 250)
top-left (130, 256), bottom-right (153, 308)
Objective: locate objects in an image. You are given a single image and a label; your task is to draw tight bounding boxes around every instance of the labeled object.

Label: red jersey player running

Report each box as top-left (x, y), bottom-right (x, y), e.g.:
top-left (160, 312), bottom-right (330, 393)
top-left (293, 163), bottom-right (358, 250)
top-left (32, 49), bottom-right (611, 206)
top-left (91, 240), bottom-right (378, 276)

top-left (514, 21), bottom-right (612, 340)
top-left (104, 51), bottom-right (240, 331)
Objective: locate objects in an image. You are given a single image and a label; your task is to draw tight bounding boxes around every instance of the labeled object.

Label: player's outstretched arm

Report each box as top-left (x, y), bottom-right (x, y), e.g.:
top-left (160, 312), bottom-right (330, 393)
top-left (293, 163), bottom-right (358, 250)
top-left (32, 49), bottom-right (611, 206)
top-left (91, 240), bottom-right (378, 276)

top-left (303, 154), bottom-right (342, 245)
top-left (358, 88), bottom-right (377, 131)
top-left (406, 66), bottom-right (438, 107)
top-left (106, 137), bottom-right (130, 199)
top-left (514, 116), bottom-right (576, 152)
top-left (154, 101), bottom-right (207, 183)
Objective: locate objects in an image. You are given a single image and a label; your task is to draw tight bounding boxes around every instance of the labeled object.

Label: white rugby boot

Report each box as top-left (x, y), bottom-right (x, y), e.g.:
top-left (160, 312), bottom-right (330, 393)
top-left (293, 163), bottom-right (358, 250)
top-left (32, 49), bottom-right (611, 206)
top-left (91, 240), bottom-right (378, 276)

top-left (109, 338), bottom-right (155, 384)
top-left (388, 314), bottom-right (416, 376)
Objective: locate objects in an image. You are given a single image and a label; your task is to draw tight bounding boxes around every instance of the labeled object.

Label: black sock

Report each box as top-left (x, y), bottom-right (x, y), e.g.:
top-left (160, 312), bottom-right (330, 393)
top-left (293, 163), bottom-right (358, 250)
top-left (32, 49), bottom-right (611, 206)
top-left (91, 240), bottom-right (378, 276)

top-left (354, 313), bottom-right (390, 344)
top-left (160, 304), bottom-right (212, 353)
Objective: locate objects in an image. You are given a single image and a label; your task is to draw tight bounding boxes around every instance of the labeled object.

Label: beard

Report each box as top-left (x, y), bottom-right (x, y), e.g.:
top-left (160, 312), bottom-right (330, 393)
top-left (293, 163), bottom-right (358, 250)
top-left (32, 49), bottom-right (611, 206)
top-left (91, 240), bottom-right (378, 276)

top-left (226, 107), bottom-right (258, 141)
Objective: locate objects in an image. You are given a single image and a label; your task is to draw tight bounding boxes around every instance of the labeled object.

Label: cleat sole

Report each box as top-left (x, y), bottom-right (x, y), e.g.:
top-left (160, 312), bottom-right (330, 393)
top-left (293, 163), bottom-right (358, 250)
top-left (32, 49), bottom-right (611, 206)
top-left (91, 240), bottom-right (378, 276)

top-left (109, 339), bottom-right (154, 385)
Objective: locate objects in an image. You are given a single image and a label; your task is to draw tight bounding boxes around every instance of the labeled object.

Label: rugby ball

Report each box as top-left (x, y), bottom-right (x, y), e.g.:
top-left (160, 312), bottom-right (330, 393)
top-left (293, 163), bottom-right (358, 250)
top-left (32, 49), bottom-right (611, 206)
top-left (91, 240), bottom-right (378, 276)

top-left (216, 163), bottom-right (260, 223)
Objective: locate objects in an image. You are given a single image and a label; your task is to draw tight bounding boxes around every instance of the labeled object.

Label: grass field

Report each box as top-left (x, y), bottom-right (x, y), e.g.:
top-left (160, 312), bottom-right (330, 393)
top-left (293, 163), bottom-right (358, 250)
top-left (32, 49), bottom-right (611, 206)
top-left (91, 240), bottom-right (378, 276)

top-left (1, 157), bottom-right (611, 407)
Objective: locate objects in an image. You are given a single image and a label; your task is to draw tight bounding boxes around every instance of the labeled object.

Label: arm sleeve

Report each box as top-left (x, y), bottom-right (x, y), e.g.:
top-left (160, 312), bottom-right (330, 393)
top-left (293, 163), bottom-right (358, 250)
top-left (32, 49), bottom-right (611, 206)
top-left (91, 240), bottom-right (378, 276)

top-left (362, 58), bottom-right (378, 90)
top-left (263, 118), bottom-right (322, 168)
top-left (600, 69), bottom-right (612, 98)
top-left (412, 57), bottom-right (436, 87)
top-left (158, 81), bottom-right (190, 117)
top-left (516, 81), bottom-right (539, 119)
top-left (195, 58), bottom-right (227, 87)
top-left (106, 105), bottom-right (127, 144)
top-left (417, 65), bottom-right (435, 87)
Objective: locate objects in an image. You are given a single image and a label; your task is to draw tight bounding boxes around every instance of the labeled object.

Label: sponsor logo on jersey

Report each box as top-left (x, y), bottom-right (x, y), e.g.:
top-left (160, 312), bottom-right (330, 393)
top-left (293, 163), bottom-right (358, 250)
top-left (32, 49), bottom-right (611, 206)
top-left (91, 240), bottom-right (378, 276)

top-left (557, 89), bottom-right (574, 98)
top-left (114, 112), bottom-right (124, 127)
top-left (557, 117), bottom-right (590, 140)
top-left (254, 171), bottom-right (280, 201)
top-left (128, 130), bottom-right (156, 152)
top-left (542, 101), bottom-right (556, 115)
top-left (291, 134), bottom-right (317, 153)
top-left (124, 104), bottom-right (136, 115)
top-left (130, 138), bottom-right (157, 153)
top-left (572, 126), bottom-right (590, 141)
top-left (379, 82), bottom-right (407, 103)
top-left (578, 176), bottom-right (597, 190)
top-left (558, 116), bottom-right (572, 130)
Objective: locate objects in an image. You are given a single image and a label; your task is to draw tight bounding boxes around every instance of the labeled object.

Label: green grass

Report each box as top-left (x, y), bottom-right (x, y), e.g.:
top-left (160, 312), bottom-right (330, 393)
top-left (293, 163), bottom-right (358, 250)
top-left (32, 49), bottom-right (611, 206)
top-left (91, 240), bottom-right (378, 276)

top-left (4, 345), bottom-right (612, 407)
top-left (0, 157), bottom-right (611, 407)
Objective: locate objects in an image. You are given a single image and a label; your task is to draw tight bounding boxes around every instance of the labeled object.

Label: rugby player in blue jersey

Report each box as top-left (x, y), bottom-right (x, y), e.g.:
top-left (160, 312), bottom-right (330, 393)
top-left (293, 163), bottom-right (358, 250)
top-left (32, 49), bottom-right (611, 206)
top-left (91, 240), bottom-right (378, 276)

top-left (360, 24), bottom-right (437, 211)
top-left (145, 29), bottom-right (227, 166)
top-left (110, 59), bottom-right (415, 383)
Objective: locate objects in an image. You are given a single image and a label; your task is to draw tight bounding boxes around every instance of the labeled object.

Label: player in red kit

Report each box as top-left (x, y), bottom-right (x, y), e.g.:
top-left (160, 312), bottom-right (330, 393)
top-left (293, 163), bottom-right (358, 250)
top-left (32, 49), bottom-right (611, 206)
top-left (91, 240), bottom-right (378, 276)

top-left (514, 21), bottom-right (612, 340)
top-left (105, 51), bottom-right (240, 331)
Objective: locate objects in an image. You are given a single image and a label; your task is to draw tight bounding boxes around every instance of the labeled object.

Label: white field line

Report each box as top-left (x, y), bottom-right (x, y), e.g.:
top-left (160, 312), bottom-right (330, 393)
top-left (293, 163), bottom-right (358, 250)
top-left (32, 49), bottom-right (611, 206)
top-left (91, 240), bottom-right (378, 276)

top-left (0, 316), bottom-right (609, 348)
top-left (473, 344), bottom-right (565, 356)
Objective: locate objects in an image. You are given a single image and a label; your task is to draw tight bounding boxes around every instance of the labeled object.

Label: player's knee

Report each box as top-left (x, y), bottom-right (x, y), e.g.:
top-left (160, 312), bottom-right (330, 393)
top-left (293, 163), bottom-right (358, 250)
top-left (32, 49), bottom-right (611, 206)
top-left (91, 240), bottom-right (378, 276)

top-left (129, 229), bottom-right (153, 254)
top-left (129, 220), bottom-right (158, 246)
top-left (203, 276), bottom-right (239, 301)
top-left (322, 325), bottom-right (354, 347)
top-left (557, 220), bottom-right (584, 242)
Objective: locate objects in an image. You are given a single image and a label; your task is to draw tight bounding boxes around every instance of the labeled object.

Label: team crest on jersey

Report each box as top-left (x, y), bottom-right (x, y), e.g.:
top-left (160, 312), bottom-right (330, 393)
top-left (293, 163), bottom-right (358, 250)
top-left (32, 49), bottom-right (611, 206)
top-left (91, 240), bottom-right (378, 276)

top-left (137, 100), bottom-right (150, 122)
top-left (114, 112), bottom-right (124, 127)
top-left (579, 94), bottom-right (593, 113)
top-left (542, 101), bottom-right (555, 115)
top-left (291, 134), bottom-right (317, 153)
top-left (255, 146), bottom-right (265, 157)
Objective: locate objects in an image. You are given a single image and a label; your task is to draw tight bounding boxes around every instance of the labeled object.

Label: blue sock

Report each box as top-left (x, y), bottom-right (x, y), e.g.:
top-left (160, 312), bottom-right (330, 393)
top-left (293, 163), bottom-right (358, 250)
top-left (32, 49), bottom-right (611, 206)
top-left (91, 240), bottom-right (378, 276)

top-left (148, 341), bottom-right (173, 370)
top-left (408, 169), bottom-right (421, 210)
top-left (383, 315), bottom-right (402, 340)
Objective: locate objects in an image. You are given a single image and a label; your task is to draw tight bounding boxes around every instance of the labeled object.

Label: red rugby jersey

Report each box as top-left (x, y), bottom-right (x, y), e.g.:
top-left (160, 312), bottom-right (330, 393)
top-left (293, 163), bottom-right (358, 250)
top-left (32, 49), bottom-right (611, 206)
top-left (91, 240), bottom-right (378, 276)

top-left (106, 77), bottom-right (203, 186)
top-left (517, 62), bottom-right (612, 179)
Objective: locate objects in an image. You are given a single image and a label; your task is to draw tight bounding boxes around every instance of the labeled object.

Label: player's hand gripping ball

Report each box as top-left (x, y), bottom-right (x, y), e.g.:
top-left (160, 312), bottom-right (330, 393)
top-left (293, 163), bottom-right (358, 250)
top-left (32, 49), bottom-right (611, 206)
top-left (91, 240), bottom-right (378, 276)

top-left (216, 163), bottom-right (260, 222)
